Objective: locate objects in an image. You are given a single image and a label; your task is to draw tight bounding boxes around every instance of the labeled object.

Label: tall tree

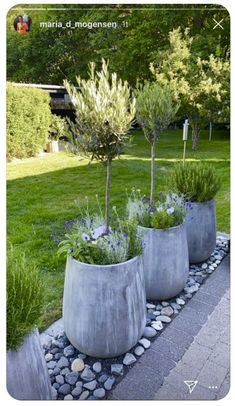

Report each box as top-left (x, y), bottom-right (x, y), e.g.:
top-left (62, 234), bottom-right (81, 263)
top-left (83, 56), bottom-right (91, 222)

top-left (150, 28), bottom-right (230, 149)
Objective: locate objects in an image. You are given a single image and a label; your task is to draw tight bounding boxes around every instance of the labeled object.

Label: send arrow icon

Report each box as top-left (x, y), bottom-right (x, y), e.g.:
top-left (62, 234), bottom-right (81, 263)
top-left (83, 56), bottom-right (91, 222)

top-left (184, 381), bottom-right (198, 394)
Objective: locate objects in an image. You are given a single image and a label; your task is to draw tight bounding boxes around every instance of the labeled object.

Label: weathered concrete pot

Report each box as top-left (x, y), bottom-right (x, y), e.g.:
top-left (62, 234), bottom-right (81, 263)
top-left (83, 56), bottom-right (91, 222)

top-left (185, 199), bottom-right (216, 264)
top-left (63, 255), bottom-right (146, 358)
top-left (139, 223), bottom-right (189, 300)
top-left (7, 329), bottom-right (52, 400)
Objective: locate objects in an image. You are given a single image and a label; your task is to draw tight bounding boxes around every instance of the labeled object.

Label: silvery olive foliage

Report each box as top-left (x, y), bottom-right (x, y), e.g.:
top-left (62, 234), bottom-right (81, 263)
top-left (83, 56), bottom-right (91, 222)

top-left (135, 82), bottom-right (179, 205)
top-left (64, 59), bottom-right (136, 163)
top-left (135, 82), bottom-right (179, 143)
top-left (64, 59), bottom-right (136, 232)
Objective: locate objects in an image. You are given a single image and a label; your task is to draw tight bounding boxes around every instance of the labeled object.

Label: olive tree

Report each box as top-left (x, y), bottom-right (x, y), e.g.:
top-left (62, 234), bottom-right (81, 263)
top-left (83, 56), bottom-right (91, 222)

top-left (64, 59), bottom-right (136, 232)
top-left (135, 82), bottom-right (179, 206)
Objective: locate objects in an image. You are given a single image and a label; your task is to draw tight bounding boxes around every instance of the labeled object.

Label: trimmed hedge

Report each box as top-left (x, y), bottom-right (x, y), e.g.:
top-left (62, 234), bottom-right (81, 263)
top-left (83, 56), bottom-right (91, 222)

top-left (7, 82), bottom-right (51, 159)
top-left (7, 246), bottom-right (44, 350)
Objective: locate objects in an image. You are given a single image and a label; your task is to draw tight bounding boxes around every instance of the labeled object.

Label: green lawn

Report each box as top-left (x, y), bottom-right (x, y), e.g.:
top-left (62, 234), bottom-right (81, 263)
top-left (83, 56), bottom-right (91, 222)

top-left (7, 129), bottom-right (230, 330)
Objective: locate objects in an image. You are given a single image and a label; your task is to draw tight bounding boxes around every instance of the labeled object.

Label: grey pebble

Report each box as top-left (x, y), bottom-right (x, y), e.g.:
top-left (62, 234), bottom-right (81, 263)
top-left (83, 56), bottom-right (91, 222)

top-left (64, 394), bottom-right (73, 400)
top-left (61, 368), bottom-right (70, 376)
top-left (111, 364), bottom-right (123, 376)
top-left (176, 298), bottom-right (185, 305)
top-left (47, 360), bottom-right (56, 369)
top-left (63, 345), bottom-right (75, 357)
top-left (81, 366), bottom-right (96, 382)
top-left (79, 390), bottom-right (90, 400)
top-left (146, 303), bottom-right (155, 309)
top-left (57, 356), bottom-right (69, 369)
top-left (54, 353), bottom-right (63, 360)
top-left (45, 353), bottom-right (53, 362)
top-left (92, 362), bottom-right (102, 373)
top-left (53, 367), bottom-right (61, 376)
top-left (51, 386), bottom-right (58, 400)
top-left (134, 346), bottom-right (145, 356)
top-left (98, 374), bottom-right (109, 383)
top-left (123, 352), bottom-right (137, 366)
top-left (184, 285), bottom-right (199, 294)
top-left (143, 326), bottom-right (157, 338)
top-left (65, 372), bottom-right (79, 385)
top-left (104, 376), bottom-right (115, 390)
top-left (155, 315), bottom-right (171, 323)
top-left (58, 383), bottom-right (71, 395)
top-left (55, 375), bottom-right (64, 385)
top-left (138, 338), bottom-right (151, 349)
top-left (161, 306), bottom-right (174, 317)
top-left (71, 386), bottom-right (83, 397)
top-left (93, 388), bottom-right (106, 399)
top-left (83, 380), bottom-right (97, 391)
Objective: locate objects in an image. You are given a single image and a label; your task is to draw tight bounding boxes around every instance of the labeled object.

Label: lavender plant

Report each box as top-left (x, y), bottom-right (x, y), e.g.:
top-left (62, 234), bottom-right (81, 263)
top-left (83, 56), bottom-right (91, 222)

top-left (58, 199), bottom-right (143, 265)
top-left (127, 189), bottom-right (188, 229)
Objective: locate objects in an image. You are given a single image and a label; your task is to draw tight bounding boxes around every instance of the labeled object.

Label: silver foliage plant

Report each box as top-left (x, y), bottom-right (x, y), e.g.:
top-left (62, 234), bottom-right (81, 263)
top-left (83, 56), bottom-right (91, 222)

top-left (135, 82), bottom-right (179, 206)
top-left (64, 60), bottom-right (136, 233)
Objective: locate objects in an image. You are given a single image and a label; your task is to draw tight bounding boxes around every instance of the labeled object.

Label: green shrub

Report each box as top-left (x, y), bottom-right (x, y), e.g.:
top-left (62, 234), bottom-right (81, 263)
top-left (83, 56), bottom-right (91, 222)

top-left (7, 247), bottom-right (44, 350)
top-left (169, 162), bottom-right (221, 202)
top-left (7, 82), bottom-right (51, 159)
top-left (49, 114), bottom-right (67, 140)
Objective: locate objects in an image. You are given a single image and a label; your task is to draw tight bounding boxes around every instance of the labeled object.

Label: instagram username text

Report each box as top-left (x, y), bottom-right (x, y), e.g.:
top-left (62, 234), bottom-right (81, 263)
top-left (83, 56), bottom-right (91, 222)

top-left (39, 21), bottom-right (128, 29)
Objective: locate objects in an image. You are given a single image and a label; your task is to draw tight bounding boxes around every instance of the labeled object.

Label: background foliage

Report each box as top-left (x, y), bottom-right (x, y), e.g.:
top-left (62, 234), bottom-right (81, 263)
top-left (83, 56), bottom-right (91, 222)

top-left (7, 83), bottom-right (51, 159)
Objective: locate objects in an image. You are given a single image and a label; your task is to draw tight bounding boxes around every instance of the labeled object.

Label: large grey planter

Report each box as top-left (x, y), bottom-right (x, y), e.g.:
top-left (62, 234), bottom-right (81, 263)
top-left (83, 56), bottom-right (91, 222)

top-left (63, 255), bottom-right (146, 358)
top-left (7, 329), bottom-right (52, 400)
top-left (185, 199), bottom-right (216, 264)
top-left (139, 223), bottom-right (189, 300)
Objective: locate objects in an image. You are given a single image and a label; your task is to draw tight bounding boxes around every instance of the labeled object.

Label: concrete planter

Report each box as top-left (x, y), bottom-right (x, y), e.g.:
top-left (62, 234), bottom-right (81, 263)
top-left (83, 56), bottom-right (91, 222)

top-left (139, 223), bottom-right (189, 300)
top-left (46, 140), bottom-right (59, 153)
top-left (63, 255), bottom-right (146, 358)
top-left (185, 199), bottom-right (216, 264)
top-left (7, 329), bottom-right (52, 400)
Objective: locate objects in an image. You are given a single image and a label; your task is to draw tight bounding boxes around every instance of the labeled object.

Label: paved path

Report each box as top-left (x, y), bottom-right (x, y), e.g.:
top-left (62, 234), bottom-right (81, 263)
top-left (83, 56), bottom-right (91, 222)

top-left (108, 255), bottom-right (230, 400)
top-left (154, 288), bottom-right (230, 400)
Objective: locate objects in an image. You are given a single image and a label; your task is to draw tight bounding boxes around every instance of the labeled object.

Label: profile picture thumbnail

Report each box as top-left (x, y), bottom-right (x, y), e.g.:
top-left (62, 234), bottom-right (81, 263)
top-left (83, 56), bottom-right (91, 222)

top-left (13, 15), bottom-right (32, 35)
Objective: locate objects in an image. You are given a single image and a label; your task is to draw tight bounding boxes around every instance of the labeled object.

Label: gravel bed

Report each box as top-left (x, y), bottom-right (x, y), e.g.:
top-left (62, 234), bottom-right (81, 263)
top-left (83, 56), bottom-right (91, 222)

top-left (42, 237), bottom-right (229, 400)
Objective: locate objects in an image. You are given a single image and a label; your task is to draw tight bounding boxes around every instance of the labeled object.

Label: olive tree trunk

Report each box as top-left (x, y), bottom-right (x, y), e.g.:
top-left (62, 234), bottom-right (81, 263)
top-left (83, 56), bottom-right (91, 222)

top-left (150, 137), bottom-right (156, 207)
top-left (105, 158), bottom-right (112, 233)
top-left (191, 123), bottom-right (201, 150)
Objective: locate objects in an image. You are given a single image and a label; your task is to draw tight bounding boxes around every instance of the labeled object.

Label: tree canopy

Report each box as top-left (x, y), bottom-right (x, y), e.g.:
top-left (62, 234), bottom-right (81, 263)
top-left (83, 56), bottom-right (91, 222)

top-left (7, 4), bottom-right (230, 87)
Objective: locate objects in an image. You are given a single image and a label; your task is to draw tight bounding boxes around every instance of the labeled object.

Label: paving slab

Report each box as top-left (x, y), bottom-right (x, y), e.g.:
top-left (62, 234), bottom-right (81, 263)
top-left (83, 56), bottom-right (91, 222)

top-left (108, 254), bottom-right (230, 400)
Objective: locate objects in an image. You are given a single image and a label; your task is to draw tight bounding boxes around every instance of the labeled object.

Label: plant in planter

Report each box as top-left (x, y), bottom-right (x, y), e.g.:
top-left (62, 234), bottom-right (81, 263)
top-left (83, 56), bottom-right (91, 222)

top-left (61, 60), bottom-right (146, 358)
top-left (169, 162), bottom-right (221, 263)
top-left (127, 190), bottom-right (189, 300)
top-left (135, 81), bottom-right (179, 206)
top-left (47, 114), bottom-right (67, 153)
top-left (7, 247), bottom-right (52, 400)
top-left (131, 83), bottom-right (185, 300)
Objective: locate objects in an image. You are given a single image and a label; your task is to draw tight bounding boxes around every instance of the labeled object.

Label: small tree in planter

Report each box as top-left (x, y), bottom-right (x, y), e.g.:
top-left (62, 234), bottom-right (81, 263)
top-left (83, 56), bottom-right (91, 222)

top-left (127, 190), bottom-right (189, 300)
top-left (170, 162), bottom-right (221, 263)
top-left (47, 114), bottom-right (67, 153)
top-left (64, 59), bottom-right (136, 233)
top-left (7, 247), bottom-right (52, 400)
top-left (59, 60), bottom-right (146, 358)
top-left (130, 82), bottom-right (183, 300)
top-left (135, 81), bottom-right (179, 206)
